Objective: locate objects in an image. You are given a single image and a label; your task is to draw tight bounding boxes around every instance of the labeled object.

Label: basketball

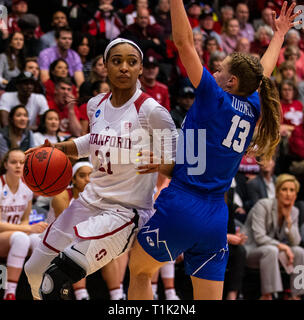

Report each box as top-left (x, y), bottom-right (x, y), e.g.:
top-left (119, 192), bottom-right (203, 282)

top-left (23, 147), bottom-right (72, 197)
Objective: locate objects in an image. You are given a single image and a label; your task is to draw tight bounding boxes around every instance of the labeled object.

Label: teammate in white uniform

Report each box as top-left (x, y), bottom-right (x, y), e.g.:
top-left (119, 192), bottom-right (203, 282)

top-left (0, 149), bottom-right (47, 300)
top-left (24, 38), bottom-right (178, 300)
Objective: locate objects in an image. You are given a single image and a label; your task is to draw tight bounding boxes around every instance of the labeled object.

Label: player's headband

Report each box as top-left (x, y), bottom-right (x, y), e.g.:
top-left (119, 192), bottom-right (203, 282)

top-left (104, 38), bottom-right (144, 62)
top-left (72, 161), bottom-right (93, 177)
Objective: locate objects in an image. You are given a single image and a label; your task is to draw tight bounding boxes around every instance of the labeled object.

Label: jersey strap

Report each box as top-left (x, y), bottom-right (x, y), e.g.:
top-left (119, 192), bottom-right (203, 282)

top-left (134, 92), bottom-right (151, 113)
top-left (97, 92), bottom-right (111, 107)
top-left (0, 175), bottom-right (5, 187)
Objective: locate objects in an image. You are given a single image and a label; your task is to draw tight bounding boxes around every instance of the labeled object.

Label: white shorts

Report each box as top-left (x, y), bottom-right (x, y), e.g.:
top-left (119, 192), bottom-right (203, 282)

top-left (42, 197), bottom-right (154, 274)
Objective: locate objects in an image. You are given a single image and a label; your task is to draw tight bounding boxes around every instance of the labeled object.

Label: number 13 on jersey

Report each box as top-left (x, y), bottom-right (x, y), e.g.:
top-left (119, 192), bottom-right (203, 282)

top-left (222, 115), bottom-right (251, 153)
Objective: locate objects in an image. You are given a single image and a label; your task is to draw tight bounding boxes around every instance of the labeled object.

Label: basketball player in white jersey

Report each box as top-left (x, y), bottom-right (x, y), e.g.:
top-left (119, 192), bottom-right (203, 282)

top-left (0, 149), bottom-right (48, 300)
top-left (24, 38), bottom-right (178, 300)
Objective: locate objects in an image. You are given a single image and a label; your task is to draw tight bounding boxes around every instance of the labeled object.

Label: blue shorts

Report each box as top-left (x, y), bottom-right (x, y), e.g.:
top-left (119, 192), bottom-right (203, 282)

top-left (137, 185), bottom-right (229, 281)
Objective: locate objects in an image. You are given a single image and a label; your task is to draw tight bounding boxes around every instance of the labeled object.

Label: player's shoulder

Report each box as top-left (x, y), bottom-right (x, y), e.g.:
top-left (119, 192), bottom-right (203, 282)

top-left (20, 179), bottom-right (33, 198)
top-left (87, 92), bottom-right (111, 117)
top-left (136, 92), bottom-right (162, 113)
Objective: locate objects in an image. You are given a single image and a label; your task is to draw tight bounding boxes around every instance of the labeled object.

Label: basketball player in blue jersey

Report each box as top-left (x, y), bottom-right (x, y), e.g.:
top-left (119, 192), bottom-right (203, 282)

top-left (128, 1), bottom-right (302, 300)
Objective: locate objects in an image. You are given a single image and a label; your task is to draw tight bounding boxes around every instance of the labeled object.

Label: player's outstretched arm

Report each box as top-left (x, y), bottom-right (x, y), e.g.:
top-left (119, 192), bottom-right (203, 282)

top-left (170, 0), bottom-right (203, 88)
top-left (25, 139), bottom-right (79, 158)
top-left (260, 1), bottom-right (302, 78)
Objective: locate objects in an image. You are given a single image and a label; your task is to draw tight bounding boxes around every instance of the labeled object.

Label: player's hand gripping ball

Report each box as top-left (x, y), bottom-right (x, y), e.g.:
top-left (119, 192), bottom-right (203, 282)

top-left (23, 147), bottom-right (72, 196)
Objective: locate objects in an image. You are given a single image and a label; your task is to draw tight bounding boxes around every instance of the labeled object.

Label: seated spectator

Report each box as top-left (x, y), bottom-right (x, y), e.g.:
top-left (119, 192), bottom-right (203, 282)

top-left (236, 37), bottom-right (251, 54)
top-left (170, 86), bottom-right (195, 128)
top-left (119, 7), bottom-right (166, 61)
top-left (126, 0), bottom-right (156, 26)
top-left (253, 7), bottom-right (274, 31)
top-left (0, 72), bottom-right (49, 129)
top-left (207, 50), bottom-right (226, 74)
top-left (6, 57), bottom-right (44, 94)
top-left (154, 0), bottom-right (171, 40)
top-left (0, 105), bottom-right (35, 159)
top-left (17, 13), bottom-right (43, 57)
top-left (203, 36), bottom-right (222, 66)
top-left (299, 81), bottom-right (304, 106)
top-left (275, 61), bottom-right (299, 88)
top-left (7, 0), bottom-right (43, 38)
top-left (39, 11), bottom-right (69, 50)
top-left (140, 55), bottom-right (170, 111)
top-left (47, 77), bottom-right (82, 137)
top-left (193, 11), bottom-right (222, 49)
top-left (220, 18), bottom-right (241, 55)
top-left (235, 3), bottom-right (255, 43)
top-left (43, 58), bottom-right (78, 101)
top-left (224, 178), bottom-right (247, 300)
top-left (0, 31), bottom-right (24, 89)
top-left (213, 5), bottom-right (234, 34)
top-left (283, 45), bottom-right (304, 81)
top-left (72, 33), bottom-right (95, 81)
top-left (185, 1), bottom-right (202, 29)
top-left (279, 80), bottom-right (303, 138)
top-left (247, 158), bottom-right (276, 210)
top-left (244, 174), bottom-right (304, 300)
top-left (79, 80), bottom-right (110, 135)
top-left (79, 54), bottom-right (108, 101)
top-left (0, 148), bottom-right (48, 300)
top-left (250, 25), bottom-right (273, 57)
top-left (86, 0), bottom-right (125, 53)
top-left (38, 26), bottom-right (84, 88)
top-left (33, 109), bottom-right (65, 146)
top-left (277, 29), bottom-right (304, 66)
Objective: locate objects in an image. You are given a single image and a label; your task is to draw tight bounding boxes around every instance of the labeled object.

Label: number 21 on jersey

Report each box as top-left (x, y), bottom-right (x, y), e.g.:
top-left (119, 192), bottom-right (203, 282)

top-left (222, 115), bottom-right (251, 153)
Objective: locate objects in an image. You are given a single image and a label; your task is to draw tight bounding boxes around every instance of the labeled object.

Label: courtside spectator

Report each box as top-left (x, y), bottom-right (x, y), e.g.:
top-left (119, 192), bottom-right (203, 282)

top-left (140, 55), bottom-right (170, 111)
top-left (0, 72), bottom-right (48, 129)
top-left (0, 105), bottom-right (35, 159)
top-left (39, 11), bottom-right (69, 50)
top-left (221, 18), bottom-right (241, 55)
top-left (47, 77), bottom-right (82, 137)
top-left (170, 86), bottom-right (195, 128)
top-left (235, 3), bottom-right (255, 43)
top-left (0, 31), bottom-right (24, 89)
top-left (38, 26), bottom-right (84, 87)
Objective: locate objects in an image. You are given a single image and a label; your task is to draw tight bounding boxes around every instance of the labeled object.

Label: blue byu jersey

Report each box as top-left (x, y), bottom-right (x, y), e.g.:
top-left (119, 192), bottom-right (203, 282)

top-left (171, 67), bottom-right (261, 196)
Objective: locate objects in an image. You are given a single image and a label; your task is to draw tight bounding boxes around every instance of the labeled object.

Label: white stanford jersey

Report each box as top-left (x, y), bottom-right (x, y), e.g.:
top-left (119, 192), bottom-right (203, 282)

top-left (0, 175), bottom-right (33, 224)
top-left (74, 88), bottom-right (178, 210)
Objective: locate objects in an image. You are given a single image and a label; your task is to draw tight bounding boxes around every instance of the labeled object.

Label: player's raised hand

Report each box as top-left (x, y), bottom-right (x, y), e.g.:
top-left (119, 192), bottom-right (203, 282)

top-left (25, 139), bottom-right (54, 156)
top-left (271, 1), bottom-right (302, 36)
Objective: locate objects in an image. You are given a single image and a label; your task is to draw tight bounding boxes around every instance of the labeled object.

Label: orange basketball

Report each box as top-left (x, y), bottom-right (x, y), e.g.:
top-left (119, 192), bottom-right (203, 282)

top-left (23, 147), bottom-right (72, 196)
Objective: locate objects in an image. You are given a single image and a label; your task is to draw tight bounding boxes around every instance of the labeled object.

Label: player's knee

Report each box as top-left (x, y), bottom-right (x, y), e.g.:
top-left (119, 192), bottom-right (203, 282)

top-left (129, 250), bottom-right (154, 280)
top-left (10, 231), bottom-right (30, 250)
top-left (40, 252), bottom-right (87, 300)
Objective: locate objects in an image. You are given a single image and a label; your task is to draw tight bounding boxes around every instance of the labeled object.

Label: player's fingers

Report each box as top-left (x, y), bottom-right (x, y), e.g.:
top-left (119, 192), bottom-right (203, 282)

top-left (280, 1), bottom-right (287, 17)
top-left (24, 146), bottom-right (40, 155)
top-left (290, 11), bottom-right (302, 23)
top-left (286, 1), bottom-right (296, 17)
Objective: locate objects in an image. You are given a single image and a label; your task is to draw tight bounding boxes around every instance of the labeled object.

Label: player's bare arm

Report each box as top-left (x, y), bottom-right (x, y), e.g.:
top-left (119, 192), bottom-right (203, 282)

top-left (260, 2), bottom-right (302, 78)
top-left (25, 139), bottom-right (79, 158)
top-left (170, 0), bottom-right (203, 88)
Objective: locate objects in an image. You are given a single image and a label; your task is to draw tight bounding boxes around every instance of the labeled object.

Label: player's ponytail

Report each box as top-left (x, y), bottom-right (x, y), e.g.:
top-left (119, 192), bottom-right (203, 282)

top-left (228, 53), bottom-right (281, 162)
top-left (247, 75), bottom-right (281, 161)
